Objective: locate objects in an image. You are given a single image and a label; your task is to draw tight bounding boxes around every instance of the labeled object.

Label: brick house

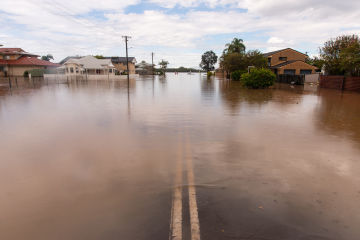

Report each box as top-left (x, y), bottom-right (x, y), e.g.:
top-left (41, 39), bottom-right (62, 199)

top-left (0, 48), bottom-right (60, 77)
top-left (109, 57), bottom-right (137, 75)
top-left (263, 48), bottom-right (317, 75)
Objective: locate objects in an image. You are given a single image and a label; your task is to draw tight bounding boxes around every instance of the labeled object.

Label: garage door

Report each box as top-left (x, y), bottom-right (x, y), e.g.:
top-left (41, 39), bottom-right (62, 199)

top-left (300, 69), bottom-right (312, 75)
top-left (284, 69), bottom-right (296, 75)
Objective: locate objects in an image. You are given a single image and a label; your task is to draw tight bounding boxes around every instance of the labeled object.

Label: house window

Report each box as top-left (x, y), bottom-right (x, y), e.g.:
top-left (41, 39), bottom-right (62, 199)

top-left (70, 67), bottom-right (74, 73)
top-left (4, 55), bottom-right (10, 60)
top-left (267, 58), bottom-right (271, 66)
top-left (96, 69), bottom-right (101, 74)
top-left (279, 57), bottom-right (287, 61)
top-left (109, 69), bottom-right (112, 73)
top-left (76, 67), bottom-right (79, 73)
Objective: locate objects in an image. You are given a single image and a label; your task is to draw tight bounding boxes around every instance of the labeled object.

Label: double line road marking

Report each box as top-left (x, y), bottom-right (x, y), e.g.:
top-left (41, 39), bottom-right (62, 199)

top-left (169, 133), bottom-right (200, 240)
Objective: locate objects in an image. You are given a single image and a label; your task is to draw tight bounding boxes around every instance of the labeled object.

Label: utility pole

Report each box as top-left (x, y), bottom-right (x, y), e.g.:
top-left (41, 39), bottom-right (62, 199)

top-left (151, 52), bottom-right (154, 75)
top-left (122, 36), bottom-right (131, 85)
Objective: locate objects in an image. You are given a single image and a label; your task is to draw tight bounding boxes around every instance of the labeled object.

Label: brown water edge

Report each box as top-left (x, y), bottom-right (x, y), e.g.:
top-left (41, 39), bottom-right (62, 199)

top-left (0, 73), bottom-right (360, 239)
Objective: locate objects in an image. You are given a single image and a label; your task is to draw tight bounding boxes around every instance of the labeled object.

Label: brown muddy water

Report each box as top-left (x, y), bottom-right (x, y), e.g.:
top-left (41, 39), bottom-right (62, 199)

top-left (0, 74), bottom-right (360, 240)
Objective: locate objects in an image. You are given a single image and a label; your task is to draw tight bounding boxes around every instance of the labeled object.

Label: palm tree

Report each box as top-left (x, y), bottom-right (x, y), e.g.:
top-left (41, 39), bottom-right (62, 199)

top-left (225, 38), bottom-right (246, 54)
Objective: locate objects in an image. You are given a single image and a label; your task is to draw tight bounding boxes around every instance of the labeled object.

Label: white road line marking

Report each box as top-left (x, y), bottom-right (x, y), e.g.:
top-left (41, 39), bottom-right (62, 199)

top-left (186, 136), bottom-right (201, 240)
top-left (169, 138), bottom-right (183, 240)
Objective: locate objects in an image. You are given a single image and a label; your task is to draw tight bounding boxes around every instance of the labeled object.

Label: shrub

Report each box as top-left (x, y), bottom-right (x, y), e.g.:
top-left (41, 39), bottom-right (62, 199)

top-left (231, 70), bottom-right (247, 81)
top-left (207, 71), bottom-right (213, 77)
top-left (240, 68), bottom-right (276, 89)
top-left (27, 69), bottom-right (46, 77)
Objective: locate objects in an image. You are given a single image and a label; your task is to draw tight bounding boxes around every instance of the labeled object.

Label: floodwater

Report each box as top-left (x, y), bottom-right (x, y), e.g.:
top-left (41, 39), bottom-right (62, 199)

top-left (0, 74), bottom-right (360, 240)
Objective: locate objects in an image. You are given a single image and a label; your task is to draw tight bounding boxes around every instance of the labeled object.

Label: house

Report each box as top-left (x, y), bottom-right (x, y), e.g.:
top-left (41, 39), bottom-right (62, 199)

top-left (0, 48), bottom-right (60, 77)
top-left (109, 57), bottom-right (137, 74)
top-left (62, 56), bottom-right (116, 76)
top-left (135, 61), bottom-right (153, 75)
top-left (263, 48), bottom-right (317, 75)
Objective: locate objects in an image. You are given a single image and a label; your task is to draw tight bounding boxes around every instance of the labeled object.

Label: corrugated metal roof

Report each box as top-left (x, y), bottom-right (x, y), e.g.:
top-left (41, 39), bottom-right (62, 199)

top-left (64, 56), bottom-right (114, 69)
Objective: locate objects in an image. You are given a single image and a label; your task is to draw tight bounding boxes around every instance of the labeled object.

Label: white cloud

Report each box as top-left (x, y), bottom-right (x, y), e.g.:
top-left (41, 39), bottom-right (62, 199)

top-left (1, 0), bottom-right (360, 67)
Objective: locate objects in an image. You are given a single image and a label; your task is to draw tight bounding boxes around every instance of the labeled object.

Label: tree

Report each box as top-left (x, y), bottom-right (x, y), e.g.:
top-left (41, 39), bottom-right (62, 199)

top-left (320, 35), bottom-right (360, 76)
top-left (41, 54), bottom-right (54, 61)
top-left (306, 56), bottom-right (325, 70)
top-left (159, 59), bottom-right (169, 74)
top-left (94, 55), bottom-right (105, 59)
top-left (200, 50), bottom-right (218, 72)
top-left (224, 38), bottom-right (246, 55)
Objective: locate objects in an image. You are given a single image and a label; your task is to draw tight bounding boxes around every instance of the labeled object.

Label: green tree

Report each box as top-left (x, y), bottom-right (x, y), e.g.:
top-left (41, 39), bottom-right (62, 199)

top-left (320, 35), bottom-right (360, 76)
top-left (200, 50), bottom-right (218, 72)
top-left (159, 59), bottom-right (169, 74)
top-left (41, 54), bottom-right (54, 61)
top-left (306, 56), bottom-right (325, 70)
top-left (224, 38), bottom-right (246, 55)
top-left (94, 55), bottom-right (105, 59)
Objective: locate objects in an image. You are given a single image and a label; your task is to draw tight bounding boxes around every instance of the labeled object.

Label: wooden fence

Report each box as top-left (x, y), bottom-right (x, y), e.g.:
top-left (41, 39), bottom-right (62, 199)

top-left (320, 76), bottom-right (360, 91)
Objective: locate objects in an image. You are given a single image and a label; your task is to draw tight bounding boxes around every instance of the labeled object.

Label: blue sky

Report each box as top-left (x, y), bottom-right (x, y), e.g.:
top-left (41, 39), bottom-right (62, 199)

top-left (1, 0), bottom-right (360, 68)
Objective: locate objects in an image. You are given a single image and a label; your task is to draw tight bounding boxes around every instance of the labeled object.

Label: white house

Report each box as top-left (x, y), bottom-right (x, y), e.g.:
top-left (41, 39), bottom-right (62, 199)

top-left (62, 56), bottom-right (116, 76)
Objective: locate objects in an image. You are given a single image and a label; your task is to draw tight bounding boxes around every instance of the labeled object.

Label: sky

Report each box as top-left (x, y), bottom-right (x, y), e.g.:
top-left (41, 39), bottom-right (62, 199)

top-left (1, 0), bottom-right (360, 68)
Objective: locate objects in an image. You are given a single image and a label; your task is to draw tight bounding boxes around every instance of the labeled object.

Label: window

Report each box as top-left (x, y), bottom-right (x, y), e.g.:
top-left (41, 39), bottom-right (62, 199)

top-left (4, 55), bottom-right (10, 60)
top-left (267, 58), bottom-right (271, 66)
top-left (76, 67), bottom-right (79, 73)
top-left (70, 67), bottom-right (74, 73)
top-left (109, 69), bottom-right (112, 73)
top-left (96, 69), bottom-right (101, 74)
top-left (279, 57), bottom-right (287, 61)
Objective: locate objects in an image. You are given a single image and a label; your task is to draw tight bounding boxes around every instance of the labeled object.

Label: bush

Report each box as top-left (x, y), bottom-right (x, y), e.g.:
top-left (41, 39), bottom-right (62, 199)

top-left (231, 70), bottom-right (247, 81)
top-left (207, 71), bottom-right (213, 77)
top-left (27, 69), bottom-right (46, 77)
top-left (240, 68), bottom-right (276, 89)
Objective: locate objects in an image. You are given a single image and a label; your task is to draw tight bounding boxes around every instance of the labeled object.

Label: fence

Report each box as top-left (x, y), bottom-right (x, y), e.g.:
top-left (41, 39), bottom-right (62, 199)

top-left (277, 74), bottom-right (305, 85)
top-left (44, 74), bottom-right (139, 81)
top-left (319, 76), bottom-right (360, 91)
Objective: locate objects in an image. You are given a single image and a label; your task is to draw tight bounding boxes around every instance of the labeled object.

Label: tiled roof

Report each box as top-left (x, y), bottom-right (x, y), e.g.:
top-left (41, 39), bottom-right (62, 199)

top-left (0, 56), bottom-right (60, 67)
top-left (270, 60), bottom-right (317, 69)
top-left (108, 57), bottom-right (136, 64)
top-left (263, 48), bottom-right (308, 57)
top-left (0, 48), bottom-right (38, 57)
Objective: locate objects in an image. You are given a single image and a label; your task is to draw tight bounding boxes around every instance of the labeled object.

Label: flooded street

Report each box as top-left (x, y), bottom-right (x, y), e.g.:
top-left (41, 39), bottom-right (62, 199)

top-left (1, 74), bottom-right (360, 240)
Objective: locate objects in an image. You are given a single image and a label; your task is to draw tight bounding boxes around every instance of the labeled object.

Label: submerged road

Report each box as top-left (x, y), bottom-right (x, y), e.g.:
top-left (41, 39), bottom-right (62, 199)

top-left (1, 74), bottom-right (360, 239)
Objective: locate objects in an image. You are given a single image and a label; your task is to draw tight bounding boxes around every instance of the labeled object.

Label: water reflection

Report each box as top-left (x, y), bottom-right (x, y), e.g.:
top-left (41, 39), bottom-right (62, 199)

top-left (1, 74), bottom-right (360, 240)
top-left (219, 80), bottom-right (273, 114)
top-left (315, 89), bottom-right (360, 143)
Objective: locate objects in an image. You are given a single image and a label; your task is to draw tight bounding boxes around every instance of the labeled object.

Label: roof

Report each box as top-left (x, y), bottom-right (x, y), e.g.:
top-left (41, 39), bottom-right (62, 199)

top-left (59, 56), bottom-right (82, 65)
top-left (270, 60), bottom-right (317, 69)
top-left (263, 48), bottom-right (308, 57)
top-left (64, 56), bottom-right (114, 69)
top-left (109, 57), bottom-right (136, 64)
top-left (0, 56), bottom-right (60, 67)
top-left (0, 48), bottom-right (39, 57)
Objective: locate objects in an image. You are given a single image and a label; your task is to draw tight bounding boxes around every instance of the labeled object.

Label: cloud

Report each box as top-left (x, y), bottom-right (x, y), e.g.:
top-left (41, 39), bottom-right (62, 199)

top-left (1, 0), bottom-right (360, 67)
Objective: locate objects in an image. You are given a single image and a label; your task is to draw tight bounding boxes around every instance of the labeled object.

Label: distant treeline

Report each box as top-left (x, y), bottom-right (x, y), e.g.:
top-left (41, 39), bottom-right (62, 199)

top-left (164, 67), bottom-right (204, 72)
